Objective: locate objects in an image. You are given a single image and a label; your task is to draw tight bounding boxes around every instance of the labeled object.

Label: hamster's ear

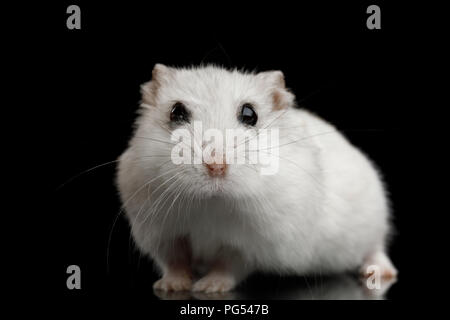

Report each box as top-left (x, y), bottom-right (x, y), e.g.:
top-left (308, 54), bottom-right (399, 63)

top-left (257, 70), bottom-right (295, 110)
top-left (141, 64), bottom-right (173, 107)
top-left (152, 63), bottom-right (172, 80)
top-left (257, 70), bottom-right (286, 88)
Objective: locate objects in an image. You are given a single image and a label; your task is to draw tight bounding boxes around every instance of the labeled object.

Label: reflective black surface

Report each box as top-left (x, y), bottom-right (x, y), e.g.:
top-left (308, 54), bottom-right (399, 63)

top-left (153, 274), bottom-right (397, 300)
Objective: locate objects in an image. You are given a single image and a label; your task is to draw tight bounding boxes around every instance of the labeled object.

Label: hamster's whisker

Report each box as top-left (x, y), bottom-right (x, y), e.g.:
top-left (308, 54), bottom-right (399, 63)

top-left (277, 129), bottom-right (339, 142)
top-left (127, 183), bottom-right (152, 260)
top-left (122, 180), bottom-right (183, 272)
top-left (170, 123), bottom-right (202, 159)
top-left (262, 108), bottom-right (291, 130)
top-left (142, 174), bottom-right (187, 231)
top-left (250, 130), bottom-right (338, 152)
top-left (235, 108), bottom-right (291, 149)
top-left (160, 123), bottom-right (200, 154)
top-left (257, 149), bottom-right (326, 193)
top-left (176, 180), bottom-right (194, 234)
top-left (138, 170), bottom-right (189, 230)
top-left (139, 155), bottom-right (171, 159)
top-left (141, 174), bottom-right (189, 256)
top-left (240, 154), bottom-right (260, 174)
top-left (106, 162), bottom-right (180, 272)
top-left (184, 180), bottom-right (199, 227)
top-left (252, 149), bottom-right (347, 205)
top-left (54, 159), bottom-right (123, 192)
top-left (131, 169), bottom-right (188, 234)
top-left (157, 123), bottom-right (202, 159)
top-left (127, 166), bottom-right (182, 235)
top-left (134, 136), bottom-right (177, 146)
top-left (128, 170), bottom-right (186, 256)
top-left (55, 157), bottom-right (172, 192)
top-left (172, 180), bottom-right (188, 234)
top-left (237, 179), bottom-right (274, 228)
top-left (154, 178), bottom-right (191, 254)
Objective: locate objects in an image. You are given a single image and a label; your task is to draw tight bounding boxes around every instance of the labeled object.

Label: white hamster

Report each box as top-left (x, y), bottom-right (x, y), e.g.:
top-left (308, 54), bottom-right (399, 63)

top-left (116, 64), bottom-right (397, 293)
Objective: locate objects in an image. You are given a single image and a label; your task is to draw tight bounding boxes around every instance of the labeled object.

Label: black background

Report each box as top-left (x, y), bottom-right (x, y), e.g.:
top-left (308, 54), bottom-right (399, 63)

top-left (7, 0), bottom-right (428, 308)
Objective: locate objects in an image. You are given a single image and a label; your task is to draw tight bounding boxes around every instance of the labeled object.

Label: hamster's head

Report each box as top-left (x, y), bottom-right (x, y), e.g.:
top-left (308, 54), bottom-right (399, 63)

top-left (134, 64), bottom-right (298, 199)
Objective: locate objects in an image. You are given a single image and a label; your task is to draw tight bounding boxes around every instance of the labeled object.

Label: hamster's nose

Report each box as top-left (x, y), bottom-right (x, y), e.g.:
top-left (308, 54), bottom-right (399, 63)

top-left (204, 162), bottom-right (228, 177)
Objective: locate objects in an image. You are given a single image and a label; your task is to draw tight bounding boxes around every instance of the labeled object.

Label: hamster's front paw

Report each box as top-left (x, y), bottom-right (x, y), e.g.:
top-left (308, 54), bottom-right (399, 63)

top-left (192, 273), bottom-right (236, 293)
top-left (153, 274), bottom-right (192, 292)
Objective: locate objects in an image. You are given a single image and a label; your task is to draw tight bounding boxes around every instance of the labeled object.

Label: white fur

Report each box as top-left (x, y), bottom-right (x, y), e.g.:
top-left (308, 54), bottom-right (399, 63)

top-left (117, 65), bottom-right (396, 292)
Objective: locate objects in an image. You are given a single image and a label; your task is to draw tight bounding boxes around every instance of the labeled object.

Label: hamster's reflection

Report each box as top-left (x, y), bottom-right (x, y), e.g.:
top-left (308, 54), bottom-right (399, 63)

top-left (154, 274), bottom-right (396, 300)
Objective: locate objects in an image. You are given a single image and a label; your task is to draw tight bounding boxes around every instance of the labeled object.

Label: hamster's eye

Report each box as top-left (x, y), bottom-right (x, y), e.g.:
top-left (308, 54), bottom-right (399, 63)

top-left (238, 103), bottom-right (258, 126)
top-left (170, 102), bottom-right (190, 124)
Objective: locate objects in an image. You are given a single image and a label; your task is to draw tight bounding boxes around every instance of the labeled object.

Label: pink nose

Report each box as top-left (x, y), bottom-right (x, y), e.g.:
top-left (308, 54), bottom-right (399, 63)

top-left (204, 162), bottom-right (227, 177)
